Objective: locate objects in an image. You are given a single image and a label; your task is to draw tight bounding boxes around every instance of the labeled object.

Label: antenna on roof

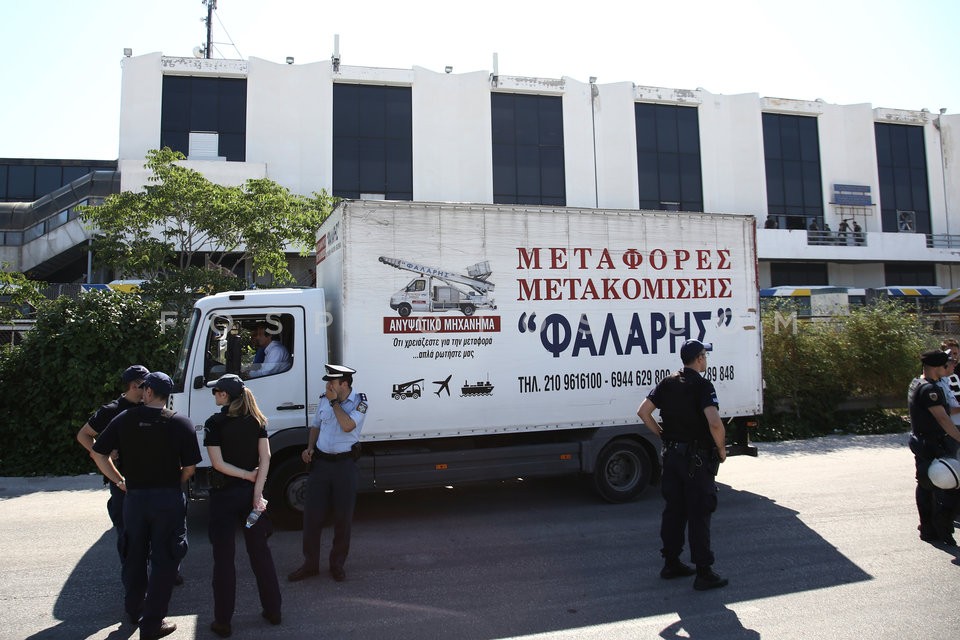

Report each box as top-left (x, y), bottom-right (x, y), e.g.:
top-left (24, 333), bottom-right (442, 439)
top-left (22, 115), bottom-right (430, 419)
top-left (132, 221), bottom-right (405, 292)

top-left (202, 0), bottom-right (216, 59)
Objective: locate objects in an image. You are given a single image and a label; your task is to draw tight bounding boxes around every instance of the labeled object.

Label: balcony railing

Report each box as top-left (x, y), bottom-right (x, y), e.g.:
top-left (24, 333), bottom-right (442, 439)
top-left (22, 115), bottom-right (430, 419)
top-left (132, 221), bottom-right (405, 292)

top-left (926, 234), bottom-right (960, 249)
top-left (806, 230), bottom-right (867, 246)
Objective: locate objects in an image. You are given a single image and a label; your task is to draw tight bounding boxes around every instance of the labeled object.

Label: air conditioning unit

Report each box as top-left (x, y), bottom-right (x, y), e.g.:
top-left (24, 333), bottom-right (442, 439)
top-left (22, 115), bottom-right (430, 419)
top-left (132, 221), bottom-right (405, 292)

top-left (188, 132), bottom-right (226, 161)
top-left (896, 210), bottom-right (916, 232)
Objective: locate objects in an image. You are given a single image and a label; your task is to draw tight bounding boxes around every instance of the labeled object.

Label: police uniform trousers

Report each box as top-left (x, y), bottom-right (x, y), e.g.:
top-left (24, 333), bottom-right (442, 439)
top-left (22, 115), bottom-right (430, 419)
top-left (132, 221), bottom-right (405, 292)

top-left (914, 458), bottom-right (960, 540)
top-left (911, 435), bottom-right (959, 540)
top-left (122, 487), bottom-right (188, 634)
top-left (302, 456), bottom-right (359, 572)
top-left (106, 481), bottom-right (127, 584)
top-left (660, 447), bottom-right (718, 567)
top-left (208, 482), bottom-right (282, 624)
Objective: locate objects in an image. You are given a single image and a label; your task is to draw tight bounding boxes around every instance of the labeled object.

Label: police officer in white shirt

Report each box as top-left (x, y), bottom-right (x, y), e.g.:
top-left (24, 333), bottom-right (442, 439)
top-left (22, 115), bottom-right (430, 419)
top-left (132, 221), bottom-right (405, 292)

top-left (288, 364), bottom-right (368, 583)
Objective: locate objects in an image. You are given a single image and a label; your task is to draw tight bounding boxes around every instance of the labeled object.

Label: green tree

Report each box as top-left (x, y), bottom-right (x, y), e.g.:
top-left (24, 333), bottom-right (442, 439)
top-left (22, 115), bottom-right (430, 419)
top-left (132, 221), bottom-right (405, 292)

top-left (78, 148), bottom-right (336, 323)
top-left (759, 298), bottom-right (931, 440)
top-left (0, 264), bottom-right (46, 324)
top-left (0, 290), bottom-right (180, 476)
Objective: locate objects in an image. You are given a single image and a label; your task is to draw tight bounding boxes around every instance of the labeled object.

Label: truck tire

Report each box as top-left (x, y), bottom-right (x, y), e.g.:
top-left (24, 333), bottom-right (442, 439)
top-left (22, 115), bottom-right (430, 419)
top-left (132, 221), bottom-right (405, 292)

top-left (267, 455), bottom-right (310, 529)
top-left (461, 303), bottom-right (476, 316)
top-left (398, 303), bottom-right (412, 317)
top-left (592, 439), bottom-right (651, 503)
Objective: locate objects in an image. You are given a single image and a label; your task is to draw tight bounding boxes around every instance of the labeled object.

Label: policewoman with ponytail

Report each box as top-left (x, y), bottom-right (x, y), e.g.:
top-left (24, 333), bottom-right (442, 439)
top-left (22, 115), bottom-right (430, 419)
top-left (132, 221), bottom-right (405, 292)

top-left (204, 374), bottom-right (282, 637)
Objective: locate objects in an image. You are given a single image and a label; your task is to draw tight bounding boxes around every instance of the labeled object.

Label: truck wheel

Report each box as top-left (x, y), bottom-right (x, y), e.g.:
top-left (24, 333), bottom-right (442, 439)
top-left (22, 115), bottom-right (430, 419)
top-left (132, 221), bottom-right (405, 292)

top-left (398, 303), bottom-right (412, 317)
top-left (592, 440), bottom-right (651, 503)
top-left (412, 391), bottom-right (421, 399)
top-left (461, 303), bottom-right (476, 316)
top-left (267, 456), bottom-right (310, 529)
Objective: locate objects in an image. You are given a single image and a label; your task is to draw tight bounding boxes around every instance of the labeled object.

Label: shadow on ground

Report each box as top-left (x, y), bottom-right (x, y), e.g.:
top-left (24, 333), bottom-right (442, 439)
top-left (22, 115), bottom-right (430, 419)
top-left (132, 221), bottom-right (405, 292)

top-left (24, 438), bottom-right (906, 639)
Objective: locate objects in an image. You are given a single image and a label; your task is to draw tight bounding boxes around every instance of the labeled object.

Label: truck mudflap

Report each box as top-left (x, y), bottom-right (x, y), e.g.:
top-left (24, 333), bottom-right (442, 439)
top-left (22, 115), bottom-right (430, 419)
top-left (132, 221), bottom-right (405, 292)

top-left (725, 416), bottom-right (759, 457)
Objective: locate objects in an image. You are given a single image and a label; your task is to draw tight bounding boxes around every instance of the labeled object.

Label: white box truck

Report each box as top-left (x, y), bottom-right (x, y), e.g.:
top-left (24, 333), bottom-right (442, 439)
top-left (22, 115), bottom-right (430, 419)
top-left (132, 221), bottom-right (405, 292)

top-left (170, 201), bottom-right (762, 525)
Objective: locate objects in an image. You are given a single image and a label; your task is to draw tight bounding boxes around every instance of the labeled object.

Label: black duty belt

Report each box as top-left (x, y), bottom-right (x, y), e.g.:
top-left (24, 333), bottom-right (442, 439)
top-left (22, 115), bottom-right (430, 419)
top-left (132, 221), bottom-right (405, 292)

top-left (663, 441), bottom-right (715, 455)
top-left (316, 450), bottom-right (354, 461)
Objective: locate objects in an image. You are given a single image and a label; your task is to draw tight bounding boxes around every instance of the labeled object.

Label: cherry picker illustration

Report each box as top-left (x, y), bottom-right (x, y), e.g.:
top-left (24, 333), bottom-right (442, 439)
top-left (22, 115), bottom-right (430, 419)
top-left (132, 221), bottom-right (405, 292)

top-left (378, 256), bottom-right (497, 317)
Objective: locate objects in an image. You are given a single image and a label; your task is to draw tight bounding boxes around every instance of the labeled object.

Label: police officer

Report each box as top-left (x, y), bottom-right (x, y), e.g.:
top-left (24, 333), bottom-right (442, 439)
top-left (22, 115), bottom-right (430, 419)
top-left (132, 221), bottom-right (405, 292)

top-left (908, 349), bottom-right (960, 546)
top-left (204, 374), bottom-right (282, 637)
top-left (637, 339), bottom-right (728, 590)
top-left (92, 372), bottom-right (202, 640)
top-left (289, 364), bottom-right (368, 583)
top-left (76, 365), bottom-right (149, 572)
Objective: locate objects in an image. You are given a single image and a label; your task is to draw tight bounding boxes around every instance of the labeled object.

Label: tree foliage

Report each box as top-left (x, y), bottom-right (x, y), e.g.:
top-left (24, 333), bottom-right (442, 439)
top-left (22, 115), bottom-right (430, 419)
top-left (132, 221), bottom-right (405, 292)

top-left (79, 147), bottom-right (335, 289)
top-left (0, 264), bottom-right (46, 323)
top-left (78, 148), bottom-right (336, 344)
top-left (0, 291), bottom-right (180, 476)
top-left (759, 298), bottom-right (931, 440)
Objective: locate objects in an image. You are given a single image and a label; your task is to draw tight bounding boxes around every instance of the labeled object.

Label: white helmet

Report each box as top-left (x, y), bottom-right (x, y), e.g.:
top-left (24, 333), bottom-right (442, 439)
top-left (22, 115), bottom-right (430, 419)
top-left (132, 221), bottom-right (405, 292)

top-left (928, 457), bottom-right (960, 490)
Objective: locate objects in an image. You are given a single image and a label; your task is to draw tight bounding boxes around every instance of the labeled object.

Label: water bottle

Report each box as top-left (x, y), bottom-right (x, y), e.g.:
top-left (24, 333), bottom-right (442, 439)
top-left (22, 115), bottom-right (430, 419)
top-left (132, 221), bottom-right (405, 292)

top-left (245, 498), bottom-right (268, 528)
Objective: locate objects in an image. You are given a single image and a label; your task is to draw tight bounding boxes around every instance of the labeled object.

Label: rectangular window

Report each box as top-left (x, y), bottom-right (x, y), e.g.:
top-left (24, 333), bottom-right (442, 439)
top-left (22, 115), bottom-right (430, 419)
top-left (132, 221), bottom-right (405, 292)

top-left (333, 84), bottom-right (412, 201)
top-left (160, 76), bottom-right (247, 162)
top-left (491, 93), bottom-right (566, 206)
top-left (7, 166), bottom-right (34, 200)
top-left (884, 262), bottom-right (936, 286)
top-left (763, 113), bottom-right (823, 230)
top-left (769, 262), bottom-right (829, 286)
top-left (875, 123), bottom-right (931, 234)
top-left (635, 103), bottom-right (703, 212)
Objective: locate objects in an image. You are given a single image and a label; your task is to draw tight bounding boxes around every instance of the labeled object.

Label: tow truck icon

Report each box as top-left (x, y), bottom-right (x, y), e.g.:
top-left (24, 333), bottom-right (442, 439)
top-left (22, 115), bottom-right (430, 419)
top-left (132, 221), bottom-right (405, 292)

top-left (391, 379), bottom-right (424, 400)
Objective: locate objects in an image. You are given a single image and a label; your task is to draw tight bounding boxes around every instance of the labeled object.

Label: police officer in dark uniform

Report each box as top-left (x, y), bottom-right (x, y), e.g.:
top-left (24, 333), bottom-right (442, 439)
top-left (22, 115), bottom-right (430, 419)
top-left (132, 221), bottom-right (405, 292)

top-left (92, 372), bottom-right (202, 640)
top-left (204, 374), bottom-right (282, 637)
top-left (76, 365), bottom-right (149, 574)
top-left (637, 339), bottom-right (728, 590)
top-left (289, 364), bottom-right (368, 583)
top-left (908, 349), bottom-right (960, 546)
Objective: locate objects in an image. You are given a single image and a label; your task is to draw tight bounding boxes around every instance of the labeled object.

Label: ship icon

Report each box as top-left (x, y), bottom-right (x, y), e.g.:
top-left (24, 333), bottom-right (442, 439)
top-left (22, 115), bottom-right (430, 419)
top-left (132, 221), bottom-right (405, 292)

top-left (461, 378), bottom-right (494, 397)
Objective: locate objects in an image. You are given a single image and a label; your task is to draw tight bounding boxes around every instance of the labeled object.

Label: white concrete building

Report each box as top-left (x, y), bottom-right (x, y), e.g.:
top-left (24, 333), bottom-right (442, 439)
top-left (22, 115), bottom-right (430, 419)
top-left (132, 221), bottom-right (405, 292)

top-left (8, 52), bottom-right (959, 291)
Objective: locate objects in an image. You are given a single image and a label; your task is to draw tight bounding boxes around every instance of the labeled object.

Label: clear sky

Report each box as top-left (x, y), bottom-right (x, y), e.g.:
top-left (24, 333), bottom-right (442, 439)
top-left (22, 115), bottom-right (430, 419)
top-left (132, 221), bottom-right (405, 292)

top-left (1, 0), bottom-right (957, 160)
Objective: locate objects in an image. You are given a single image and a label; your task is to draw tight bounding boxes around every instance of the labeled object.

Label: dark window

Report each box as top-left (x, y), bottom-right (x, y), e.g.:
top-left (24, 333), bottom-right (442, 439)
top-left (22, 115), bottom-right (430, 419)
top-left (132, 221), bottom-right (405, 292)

top-left (7, 166), bottom-right (34, 200)
top-left (635, 103), bottom-right (703, 212)
top-left (35, 166), bottom-right (61, 196)
top-left (491, 93), bottom-right (566, 206)
top-left (0, 160), bottom-right (115, 203)
top-left (875, 123), bottom-right (931, 234)
top-left (160, 76), bottom-right (247, 161)
top-left (763, 113), bottom-right (823, 230)
top-left (62, 166), bottom-right (90, 183)
top-left (332, 84), bottom-right (412, 200)
top-left (769, 262), bottom-right (829, 286)
top-left (884, 262), bottom-right (936, 286)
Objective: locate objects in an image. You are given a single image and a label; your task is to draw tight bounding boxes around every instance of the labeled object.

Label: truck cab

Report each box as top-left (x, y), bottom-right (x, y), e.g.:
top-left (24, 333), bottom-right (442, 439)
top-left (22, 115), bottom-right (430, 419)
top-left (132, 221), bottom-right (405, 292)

top-left (170, 288), bottom-right (326, 524)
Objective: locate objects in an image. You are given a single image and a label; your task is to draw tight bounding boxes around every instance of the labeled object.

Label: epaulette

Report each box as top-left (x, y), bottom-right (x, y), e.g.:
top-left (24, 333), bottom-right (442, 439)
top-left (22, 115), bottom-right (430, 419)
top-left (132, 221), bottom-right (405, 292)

top-left (357, 393), bottom-right (368, 414)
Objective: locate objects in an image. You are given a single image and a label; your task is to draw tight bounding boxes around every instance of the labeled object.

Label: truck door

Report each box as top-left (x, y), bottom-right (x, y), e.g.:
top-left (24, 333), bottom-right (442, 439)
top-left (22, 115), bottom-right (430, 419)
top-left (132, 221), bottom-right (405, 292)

top-left (187, 307), bottom-right (309, 441)
top-left (404, 278), bottom-right (431, 312)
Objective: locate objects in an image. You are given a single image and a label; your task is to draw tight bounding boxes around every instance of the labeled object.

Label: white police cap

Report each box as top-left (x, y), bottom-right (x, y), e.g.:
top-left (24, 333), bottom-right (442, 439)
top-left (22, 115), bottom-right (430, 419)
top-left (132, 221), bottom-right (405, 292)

top-left (323, 364), bottom-right (356, 381)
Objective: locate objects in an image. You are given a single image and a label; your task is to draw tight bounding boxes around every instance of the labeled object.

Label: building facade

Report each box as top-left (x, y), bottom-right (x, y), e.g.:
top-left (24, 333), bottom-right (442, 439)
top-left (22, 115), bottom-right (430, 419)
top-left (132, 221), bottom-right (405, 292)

top-left (8, 52), bottom-right (960, 289)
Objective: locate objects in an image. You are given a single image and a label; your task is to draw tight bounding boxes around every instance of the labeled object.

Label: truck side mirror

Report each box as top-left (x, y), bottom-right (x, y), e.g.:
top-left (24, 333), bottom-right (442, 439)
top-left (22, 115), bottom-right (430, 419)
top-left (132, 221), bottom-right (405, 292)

top-left (193, 375), bottom-right (206, 390)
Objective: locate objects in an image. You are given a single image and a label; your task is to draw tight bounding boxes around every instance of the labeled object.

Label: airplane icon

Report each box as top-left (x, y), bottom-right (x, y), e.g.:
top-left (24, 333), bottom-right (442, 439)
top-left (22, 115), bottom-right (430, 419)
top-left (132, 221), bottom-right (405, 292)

top-left (433, 374), bottom-right (452, 397)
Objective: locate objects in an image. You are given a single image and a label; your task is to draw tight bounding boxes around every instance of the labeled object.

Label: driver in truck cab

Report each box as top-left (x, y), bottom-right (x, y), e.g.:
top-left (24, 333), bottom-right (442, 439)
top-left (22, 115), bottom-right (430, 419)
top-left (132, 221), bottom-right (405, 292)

top-left (244, 321), bottom-right (291, 378)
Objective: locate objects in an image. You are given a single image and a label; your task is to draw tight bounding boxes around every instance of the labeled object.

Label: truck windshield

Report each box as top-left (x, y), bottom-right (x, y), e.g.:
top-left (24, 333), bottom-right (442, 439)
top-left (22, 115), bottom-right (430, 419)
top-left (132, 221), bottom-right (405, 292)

top-left (171, 308), bottom-right (200, 392)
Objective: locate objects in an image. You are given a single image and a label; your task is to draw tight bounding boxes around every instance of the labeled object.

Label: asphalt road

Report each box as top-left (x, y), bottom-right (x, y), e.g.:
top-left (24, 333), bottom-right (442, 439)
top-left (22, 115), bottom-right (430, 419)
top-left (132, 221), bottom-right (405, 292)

top-left (1, 432), bottom-right (958, 640)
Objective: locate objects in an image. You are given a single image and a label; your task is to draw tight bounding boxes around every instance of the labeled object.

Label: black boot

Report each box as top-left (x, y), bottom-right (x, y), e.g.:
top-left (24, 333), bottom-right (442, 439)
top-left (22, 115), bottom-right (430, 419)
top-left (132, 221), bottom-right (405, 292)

top-left (660, 557), bottom-right (696, 579)
top-left (693, 566), bottom-right (728, 591)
